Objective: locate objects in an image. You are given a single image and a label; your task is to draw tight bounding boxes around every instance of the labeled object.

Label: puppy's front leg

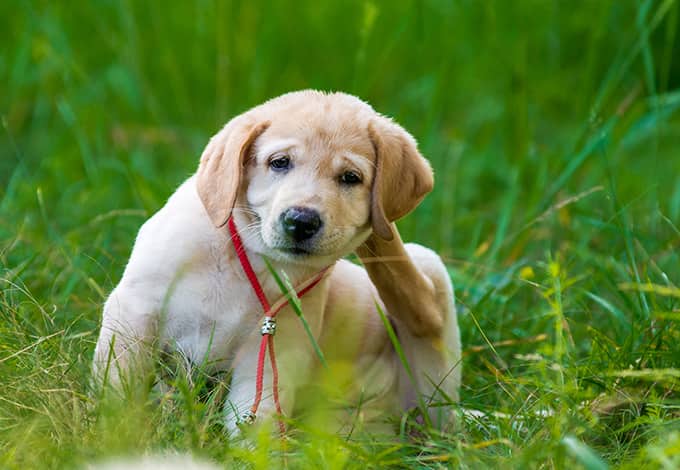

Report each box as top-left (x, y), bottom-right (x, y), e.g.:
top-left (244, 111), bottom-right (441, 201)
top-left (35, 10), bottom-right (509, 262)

top-left (224, 326), bottom-right (280, 435)
top-left (93, 285), bottom-right (158, 390)
top-left (225, 291), bottom-right (328, 435)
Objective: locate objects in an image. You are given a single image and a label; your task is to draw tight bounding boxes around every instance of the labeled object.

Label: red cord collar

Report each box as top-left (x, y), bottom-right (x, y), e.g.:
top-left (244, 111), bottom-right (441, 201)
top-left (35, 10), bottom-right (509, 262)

top-left (227, 216), bottom-right (328, 433)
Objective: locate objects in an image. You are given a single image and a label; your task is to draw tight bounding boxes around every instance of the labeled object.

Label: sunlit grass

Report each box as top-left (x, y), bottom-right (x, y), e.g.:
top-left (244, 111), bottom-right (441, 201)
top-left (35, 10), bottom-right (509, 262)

top-left (1, 0), bottom-right (679, 468)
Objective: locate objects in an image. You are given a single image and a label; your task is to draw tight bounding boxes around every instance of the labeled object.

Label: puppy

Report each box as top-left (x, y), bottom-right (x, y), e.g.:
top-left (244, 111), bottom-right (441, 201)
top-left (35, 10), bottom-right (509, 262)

top-left (93, 90), bottom-right (461, 434)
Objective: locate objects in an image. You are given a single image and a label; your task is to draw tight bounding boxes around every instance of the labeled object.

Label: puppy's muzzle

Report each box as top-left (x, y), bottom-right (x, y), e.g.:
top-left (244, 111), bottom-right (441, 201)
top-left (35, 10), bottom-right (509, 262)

top-left (280, 207), bottom-right (323, 243)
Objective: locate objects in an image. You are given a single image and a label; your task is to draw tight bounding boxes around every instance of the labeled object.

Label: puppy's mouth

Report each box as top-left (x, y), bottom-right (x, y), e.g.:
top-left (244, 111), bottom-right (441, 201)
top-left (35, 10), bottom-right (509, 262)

top-left (277, 245), bottom-right (313, 256)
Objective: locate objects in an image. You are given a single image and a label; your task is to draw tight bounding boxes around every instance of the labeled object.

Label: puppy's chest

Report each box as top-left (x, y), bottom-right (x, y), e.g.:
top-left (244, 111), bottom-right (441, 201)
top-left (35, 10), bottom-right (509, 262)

top-left (159, 255), bottom-right (299, 369)
top-left (160, 263), bottom-right (262, 366)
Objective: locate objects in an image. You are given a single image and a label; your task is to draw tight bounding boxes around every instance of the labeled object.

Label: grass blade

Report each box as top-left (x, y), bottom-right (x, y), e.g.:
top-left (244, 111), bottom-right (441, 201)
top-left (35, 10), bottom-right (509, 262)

top-left (562, 435), bottom-right (608, 470)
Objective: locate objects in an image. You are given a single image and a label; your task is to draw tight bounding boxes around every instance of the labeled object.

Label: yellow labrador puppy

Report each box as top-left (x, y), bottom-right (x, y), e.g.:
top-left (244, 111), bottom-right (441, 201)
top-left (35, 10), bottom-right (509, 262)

top-left (93, 90), bottom-right (461, 434)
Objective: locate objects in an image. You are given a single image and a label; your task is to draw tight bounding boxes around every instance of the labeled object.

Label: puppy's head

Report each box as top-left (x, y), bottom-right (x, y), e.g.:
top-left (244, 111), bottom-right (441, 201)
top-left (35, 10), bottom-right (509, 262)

top-left (197, 90), bottom-right (433, 267)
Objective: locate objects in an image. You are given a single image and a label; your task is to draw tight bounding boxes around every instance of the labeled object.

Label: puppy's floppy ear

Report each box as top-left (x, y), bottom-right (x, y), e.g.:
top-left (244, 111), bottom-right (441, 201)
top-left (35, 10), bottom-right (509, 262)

top-left (368, 118), bottom-right (434, 240)
top-left (196, 118), bottom-right (270, 227)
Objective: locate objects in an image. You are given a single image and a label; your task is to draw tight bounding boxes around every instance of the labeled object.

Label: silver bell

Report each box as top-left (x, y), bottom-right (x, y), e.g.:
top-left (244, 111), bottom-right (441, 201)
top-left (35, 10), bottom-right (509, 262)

top-left (261, 316), bottom-right (277, 335)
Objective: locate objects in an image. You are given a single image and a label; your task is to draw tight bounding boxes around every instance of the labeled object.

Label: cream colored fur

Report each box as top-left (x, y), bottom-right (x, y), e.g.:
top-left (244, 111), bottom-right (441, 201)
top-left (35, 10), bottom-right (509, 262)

top-left (93, 90), bottom-right (461, 434)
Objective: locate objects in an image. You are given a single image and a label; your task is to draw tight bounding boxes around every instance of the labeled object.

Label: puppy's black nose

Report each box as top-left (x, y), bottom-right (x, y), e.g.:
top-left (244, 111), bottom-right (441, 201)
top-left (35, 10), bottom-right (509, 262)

top-left (280, 207), bottom-right (322, 242)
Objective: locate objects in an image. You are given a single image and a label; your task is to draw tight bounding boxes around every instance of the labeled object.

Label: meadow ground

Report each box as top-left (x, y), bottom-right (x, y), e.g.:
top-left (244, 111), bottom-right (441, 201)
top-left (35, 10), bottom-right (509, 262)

top-left (1, 1), bottom-right (679, 468)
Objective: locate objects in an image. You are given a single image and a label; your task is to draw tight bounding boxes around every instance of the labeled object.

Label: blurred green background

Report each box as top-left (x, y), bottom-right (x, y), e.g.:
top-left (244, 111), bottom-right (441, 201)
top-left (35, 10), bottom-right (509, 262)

top-left (1, 1), bottom-right (679, 468)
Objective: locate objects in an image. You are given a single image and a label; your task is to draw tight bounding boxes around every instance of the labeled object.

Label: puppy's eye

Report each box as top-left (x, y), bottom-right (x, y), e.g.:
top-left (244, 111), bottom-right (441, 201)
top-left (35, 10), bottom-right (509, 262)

top-left (340, 171), bottom-right (362, 185)
top-left (269, 155), bottom-right (291, 172)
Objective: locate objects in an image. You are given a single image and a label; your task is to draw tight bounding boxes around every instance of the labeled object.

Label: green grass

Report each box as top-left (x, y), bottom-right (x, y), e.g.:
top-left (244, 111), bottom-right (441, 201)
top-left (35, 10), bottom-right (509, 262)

top-left (1, 0), bottom-right (680, 468)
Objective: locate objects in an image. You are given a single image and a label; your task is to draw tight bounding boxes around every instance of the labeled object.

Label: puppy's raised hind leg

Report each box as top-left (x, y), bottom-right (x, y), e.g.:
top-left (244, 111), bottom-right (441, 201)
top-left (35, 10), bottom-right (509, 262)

top-left (397, 243), bottom-right (461, 426)
top-left (356, 228), bottom-right (461, 428)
